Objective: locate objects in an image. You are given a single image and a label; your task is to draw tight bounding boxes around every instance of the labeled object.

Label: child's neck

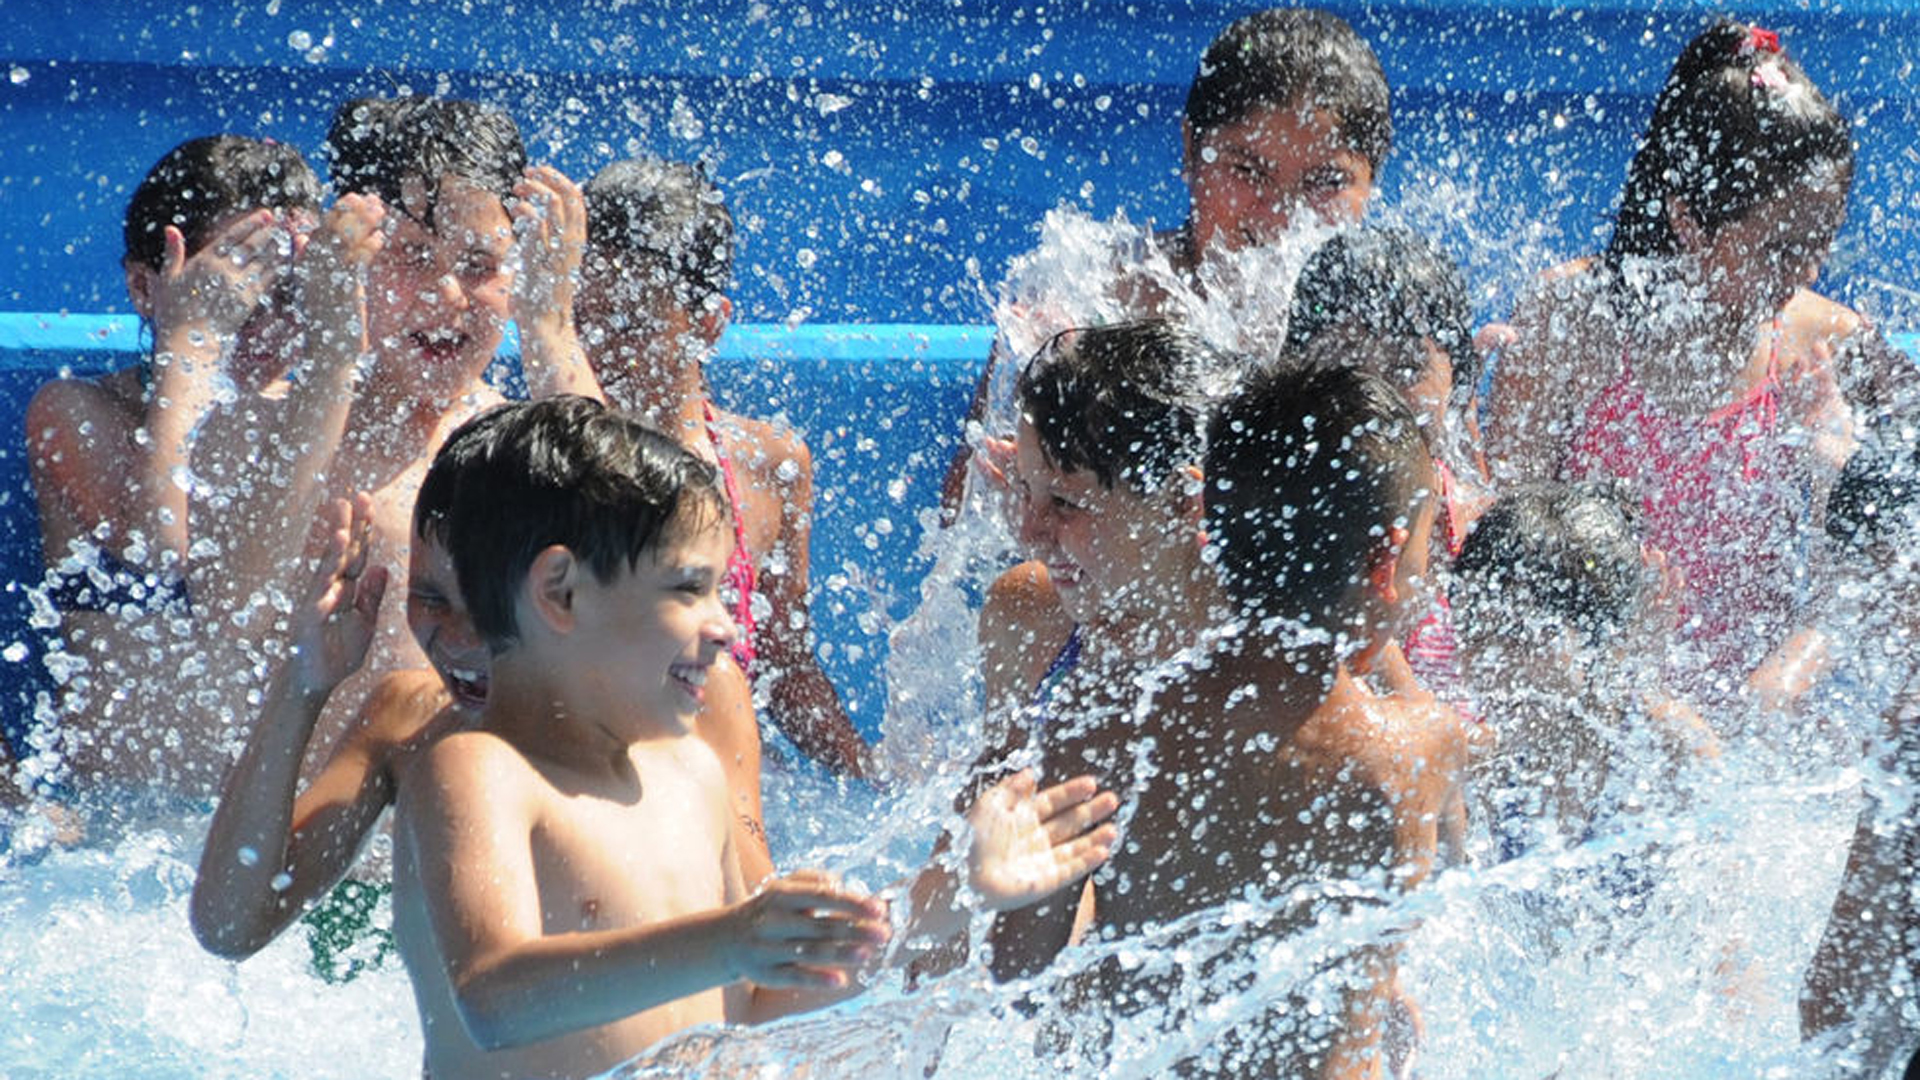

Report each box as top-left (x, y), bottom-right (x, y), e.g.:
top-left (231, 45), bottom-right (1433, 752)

top-left (483, 652), bottom-right (684, 779)
top-left (337, 376), bottom-right (487, 493)
top-left (1086, 567), bottom-right (1229, 663)
top-left (597, 337), bottom-right (711, 450)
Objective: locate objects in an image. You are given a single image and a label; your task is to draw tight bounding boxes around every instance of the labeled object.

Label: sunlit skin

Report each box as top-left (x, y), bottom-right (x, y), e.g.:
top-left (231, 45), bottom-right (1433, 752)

top-left (389, 514), bottom-right (890, 1080)
top-left (1486, 182), bottom-right (1857, 484)
top-left (1181, 101), bottom-right (1374, 266)
top-left (405, 533), bottom-right (491, 714)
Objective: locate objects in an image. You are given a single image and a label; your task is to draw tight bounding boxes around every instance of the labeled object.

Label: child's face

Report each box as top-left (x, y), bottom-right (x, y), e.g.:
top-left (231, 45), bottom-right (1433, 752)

top-left (1364, 491), bottom-right (1438, 655)
top-left (407, 534), bottom-right (490, 713)
top-left (365, 177), bottom-right (513, 402)
top-left (1456, 599), bottom-right (1593, 717)
top-left (1185, 101), bottom-right (1372, 259)
top-left (574, 251), bottom-right (698, 366)
top-left (1012, 420), bottom-right (1191, 627)
top-left (1688, 183), bottom-right (1846, 326)
top-left (573, 513), bottom-right (739, 731)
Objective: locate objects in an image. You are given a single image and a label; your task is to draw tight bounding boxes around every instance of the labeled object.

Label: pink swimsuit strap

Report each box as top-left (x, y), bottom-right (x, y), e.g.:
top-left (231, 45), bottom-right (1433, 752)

top-left (704, 402), bottom-right (759, 673)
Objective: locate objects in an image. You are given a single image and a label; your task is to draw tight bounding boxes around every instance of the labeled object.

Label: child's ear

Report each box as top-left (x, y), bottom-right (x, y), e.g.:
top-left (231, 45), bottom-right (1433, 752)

top-left (1366, 524), bottom-right (1413, 606)
top-left (696, 295), bottom-right (732, 350)
top-left (525, 544), bottom-right (580, 635)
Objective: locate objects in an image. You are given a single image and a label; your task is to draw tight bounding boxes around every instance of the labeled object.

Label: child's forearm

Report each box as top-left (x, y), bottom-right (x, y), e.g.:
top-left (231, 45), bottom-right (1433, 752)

top-left (191, 663), bottom-right (334, 958)
top-left (449, 908), bottom-right (742, 1051)
top-left (137, 329), bottom-right (227, 562)
top-left (519, 316), bottom-right (601, 401)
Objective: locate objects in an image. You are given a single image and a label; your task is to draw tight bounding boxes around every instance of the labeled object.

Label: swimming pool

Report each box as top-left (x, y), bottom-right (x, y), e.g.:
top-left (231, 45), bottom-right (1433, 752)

top-left (4, 0), bottom-right (1918, 1076)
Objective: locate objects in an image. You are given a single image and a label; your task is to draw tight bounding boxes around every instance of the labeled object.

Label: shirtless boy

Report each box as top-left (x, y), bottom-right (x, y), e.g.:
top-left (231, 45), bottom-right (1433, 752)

top-left (388, 396), bottom-right (887, 1078)
top-left (1020, 359), bottom-right (1467, 1078)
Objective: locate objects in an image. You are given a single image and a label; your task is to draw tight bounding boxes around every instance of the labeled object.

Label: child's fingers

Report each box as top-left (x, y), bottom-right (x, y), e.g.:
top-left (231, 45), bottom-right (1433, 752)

top-left (1041, 790), bottom-right (1119, 847)
top-left (1026, 773), bottom-right (1094, 818)
top-left (1049, 826), bottom-right (1117, 879)
top-left (354, 563), bottom-right (391, 619)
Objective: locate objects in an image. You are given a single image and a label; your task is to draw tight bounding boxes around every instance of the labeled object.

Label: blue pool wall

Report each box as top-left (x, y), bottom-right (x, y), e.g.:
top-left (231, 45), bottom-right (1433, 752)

top-left (5, 0), bottom-right (1918, 328)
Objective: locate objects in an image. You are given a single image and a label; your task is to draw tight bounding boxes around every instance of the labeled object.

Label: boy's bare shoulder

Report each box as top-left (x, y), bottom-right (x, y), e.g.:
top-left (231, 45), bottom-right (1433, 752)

top-left (1293, 687), bottom-right (1465, 794)
top-left (359, 670), bottom-right (461, 756)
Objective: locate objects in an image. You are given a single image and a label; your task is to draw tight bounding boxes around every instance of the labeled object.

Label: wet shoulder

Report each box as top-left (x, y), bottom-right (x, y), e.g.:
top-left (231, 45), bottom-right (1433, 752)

top-left (979, 560), bottom-right (1075, 714)
top-left (360, 669), bottom-right (459, 760)
top-left (713, 408), bottom-right (811, 490)
top-left (25, 370), bottom-right (140, 464)
top-left (1292, 685), bottom-right (1463, 798)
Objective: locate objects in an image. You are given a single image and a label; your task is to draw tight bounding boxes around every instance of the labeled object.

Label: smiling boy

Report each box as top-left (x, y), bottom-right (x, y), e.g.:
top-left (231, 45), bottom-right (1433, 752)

top-left (389, 397), bottom-right (888, 1079)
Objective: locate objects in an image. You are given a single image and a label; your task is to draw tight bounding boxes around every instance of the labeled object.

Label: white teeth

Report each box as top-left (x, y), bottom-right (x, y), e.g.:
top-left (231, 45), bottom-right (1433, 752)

top-left (673, 665), bottom-right (707, 687)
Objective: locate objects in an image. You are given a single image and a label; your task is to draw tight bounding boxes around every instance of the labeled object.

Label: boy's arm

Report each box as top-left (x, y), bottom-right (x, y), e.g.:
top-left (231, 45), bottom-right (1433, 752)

top-left (510, 165), bottom-right (600, 401)
top-left (404, 737), bottom-right (886, 1051)
top-left (191, 495), bottom-right (399, 959)
top-left (754, 433), bottom-right (871, 777)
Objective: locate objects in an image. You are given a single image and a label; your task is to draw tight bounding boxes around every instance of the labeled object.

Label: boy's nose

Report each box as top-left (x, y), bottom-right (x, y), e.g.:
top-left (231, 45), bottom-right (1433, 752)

top-left (430, 272), bottom-right (468, 311)
top-left (704, 599), bottom-right (739, 650)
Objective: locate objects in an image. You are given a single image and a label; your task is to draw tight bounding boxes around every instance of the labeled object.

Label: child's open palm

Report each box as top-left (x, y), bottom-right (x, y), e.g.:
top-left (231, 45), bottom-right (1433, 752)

top-left (965, 770), bottom-right (1118, 912)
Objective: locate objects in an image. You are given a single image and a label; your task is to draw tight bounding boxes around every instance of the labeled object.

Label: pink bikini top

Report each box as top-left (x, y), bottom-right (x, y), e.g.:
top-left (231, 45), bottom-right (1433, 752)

top-left (1563, 353), bottom-right (1804, 686)
top-left (705, 403), bottom-right (759, 673)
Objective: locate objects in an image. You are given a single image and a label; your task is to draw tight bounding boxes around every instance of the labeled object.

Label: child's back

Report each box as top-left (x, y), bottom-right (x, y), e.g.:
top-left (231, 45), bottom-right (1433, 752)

top-left (1068, 360), bottom-right (1465, 1077)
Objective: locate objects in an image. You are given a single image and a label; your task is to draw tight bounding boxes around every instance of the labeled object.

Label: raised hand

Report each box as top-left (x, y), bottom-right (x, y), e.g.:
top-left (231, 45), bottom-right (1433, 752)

top-left (965, 770), bottom-right (1118, 912)
top-left (150, 210), bottom-right (298, 342)
top-left (296, 193), bottom-right (387, 366)
top-left (722, 869), bottom-right (891, 989)
top-left (287, 494), bottom-right (389, 697)
top-left (510, 165), bottom-right (587, 326)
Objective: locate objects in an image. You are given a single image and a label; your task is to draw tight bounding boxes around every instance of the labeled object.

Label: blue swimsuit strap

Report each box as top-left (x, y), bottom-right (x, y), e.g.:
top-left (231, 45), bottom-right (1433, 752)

top-left (45, 546), bottom-right (191, 616)
top-left (1027, 624), bottom-right (1084, 730)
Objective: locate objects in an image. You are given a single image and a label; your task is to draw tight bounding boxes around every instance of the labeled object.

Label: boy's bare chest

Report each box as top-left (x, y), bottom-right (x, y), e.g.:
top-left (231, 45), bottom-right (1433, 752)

top-left (528, 765), bottom-right (730, 934)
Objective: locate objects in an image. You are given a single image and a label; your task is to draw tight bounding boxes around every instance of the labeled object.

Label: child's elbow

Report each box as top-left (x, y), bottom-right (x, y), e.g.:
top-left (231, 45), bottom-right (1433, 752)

top-left (188, 896), bottom-right (273, 962)
top-left (450, 975), bottom-right (529, 1052)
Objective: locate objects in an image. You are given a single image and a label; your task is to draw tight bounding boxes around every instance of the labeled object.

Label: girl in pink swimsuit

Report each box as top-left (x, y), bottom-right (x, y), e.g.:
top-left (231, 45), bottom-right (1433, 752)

top-left (1489, 20), bottom-right (1857, 704)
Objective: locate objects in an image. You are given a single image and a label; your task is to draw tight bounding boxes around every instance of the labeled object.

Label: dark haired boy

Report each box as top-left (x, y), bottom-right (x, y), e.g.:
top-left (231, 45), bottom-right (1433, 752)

top-left (388, 396), bottom-right (887, 1078)
top-left (1052, 358), bottom-right (1466, 1078)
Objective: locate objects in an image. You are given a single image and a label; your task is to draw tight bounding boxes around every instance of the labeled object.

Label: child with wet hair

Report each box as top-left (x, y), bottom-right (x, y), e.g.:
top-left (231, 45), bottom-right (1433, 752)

top-left (1285, 224), bottom-right (1492, 718)
top-left (1800, 421), bottom-right (1920, 1069)
top-left (192, 401), bottom-right (776, 978)
top-left (942, 7), bottom-right (1390, 514)
top-left (1484, 19), bottom-right (1915, 715)
top-left (23, 134), bottom-right (385, 796)
top-left (387, 395), bottom-right (1107, 1078)
top-left (1034, 356), bottom-right (1465, 1079)
top-left (574, 156), bottom-right (869, 777)
top-left (1173, 6), bottom-right (1390, 269)
top-left (1449, 480), bottom-right (1714, 858)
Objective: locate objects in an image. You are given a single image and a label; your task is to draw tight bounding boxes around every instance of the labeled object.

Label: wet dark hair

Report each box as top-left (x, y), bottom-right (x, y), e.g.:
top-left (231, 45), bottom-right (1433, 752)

top-left (1015, 320), bottom-right (1218, 494)
top-left (1205, 357), bottom-right (1432, 636)
top-left (1453, 481), bottom-right (1650, 645)
top-left (1827, 419), bottom-right (1920, 552)
top-left (1285, 225), bottom-right (1476, 390)
top-left (1185, 7), bottom-right (1391, 172)
top-left (325, 96), bottom-right (526, 224)
top-left (415, 403), bottom-right (529, 547)
top-left (122, 135), bottom-right (322, 271)
top-left (584, 157), bottom-right (734, 312)
top-left (1605, 19), bottom-right (1852, 271)
top-left (440, 396), bottom-right (726, 650)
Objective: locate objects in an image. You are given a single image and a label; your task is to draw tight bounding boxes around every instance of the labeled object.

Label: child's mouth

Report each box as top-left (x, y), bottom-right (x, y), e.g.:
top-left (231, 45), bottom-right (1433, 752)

top-left (442, 662), bottom-right (489, 711)
top-left (669, 662), bottom-right (710, 705)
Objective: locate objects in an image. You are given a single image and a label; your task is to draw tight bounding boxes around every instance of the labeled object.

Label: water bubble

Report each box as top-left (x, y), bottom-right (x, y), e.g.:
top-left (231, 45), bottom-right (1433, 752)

top-left (8, 66), bottom-right (28, 85)
top-left (269, 872), bottom-right (294, 892)
top-left (236, 846), bottom-right (260, 868)
top-left (795, 248), bottom-right (818, 270)
top-left (286, 29), bottom-right (311, 50)
top-left (2, 642), bottom-right (26, 663)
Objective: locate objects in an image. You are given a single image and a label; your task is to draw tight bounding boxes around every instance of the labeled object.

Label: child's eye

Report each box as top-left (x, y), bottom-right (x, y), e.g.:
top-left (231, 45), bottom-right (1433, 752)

top-left (1305, 167), bottom-right (1355, 193)
top-left (1050, 494), bottom-right (1081, 513)
top-left (458, 254), bottom-right (501, 279)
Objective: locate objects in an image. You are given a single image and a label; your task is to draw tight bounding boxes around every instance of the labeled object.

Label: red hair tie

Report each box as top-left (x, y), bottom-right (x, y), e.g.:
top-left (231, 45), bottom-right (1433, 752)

top-left (1743, 26), bottom-right (1781, 55)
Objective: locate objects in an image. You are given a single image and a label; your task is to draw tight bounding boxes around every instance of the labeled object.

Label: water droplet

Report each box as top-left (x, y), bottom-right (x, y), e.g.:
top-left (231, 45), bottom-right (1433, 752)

top-left (1, 642), bottom-right (26, 663)
top-left (8, 66), bottom-right (28, 85)
top-left (287, 29), bottom-right (312, 50)
top-left (236, 846), bottom-right (260, 867)
top-left (269, 871), bottom-right (294, 892)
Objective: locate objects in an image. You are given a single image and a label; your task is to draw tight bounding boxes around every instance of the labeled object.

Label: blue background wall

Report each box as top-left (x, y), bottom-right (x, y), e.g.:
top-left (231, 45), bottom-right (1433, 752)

top-left (2, 0), bottom-right (1918, 742)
